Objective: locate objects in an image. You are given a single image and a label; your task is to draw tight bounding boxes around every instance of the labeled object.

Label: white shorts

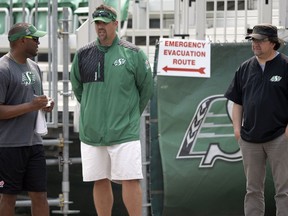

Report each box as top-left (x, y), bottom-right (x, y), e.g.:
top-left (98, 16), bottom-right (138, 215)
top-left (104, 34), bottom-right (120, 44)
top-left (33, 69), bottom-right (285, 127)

top-left (81, 140), bottom-right (143, 182)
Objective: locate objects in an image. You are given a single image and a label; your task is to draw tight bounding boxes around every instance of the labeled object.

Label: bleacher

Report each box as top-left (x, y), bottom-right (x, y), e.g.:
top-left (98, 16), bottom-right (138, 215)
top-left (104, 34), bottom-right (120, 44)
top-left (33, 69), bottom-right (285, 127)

top-left (0, 1), bottom-right (88, 131)
top-left (0, 1), bottom-right (136, 130)
top-left (0, 0), bottom-right (87, 54)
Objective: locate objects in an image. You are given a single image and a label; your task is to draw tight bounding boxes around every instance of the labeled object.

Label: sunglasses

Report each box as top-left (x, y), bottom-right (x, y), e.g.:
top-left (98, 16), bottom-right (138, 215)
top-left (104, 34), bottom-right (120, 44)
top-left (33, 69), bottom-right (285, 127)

top-left (92, 10), bottom-right (116, 21)
top-left (24, 36), bottom-right (39, 42)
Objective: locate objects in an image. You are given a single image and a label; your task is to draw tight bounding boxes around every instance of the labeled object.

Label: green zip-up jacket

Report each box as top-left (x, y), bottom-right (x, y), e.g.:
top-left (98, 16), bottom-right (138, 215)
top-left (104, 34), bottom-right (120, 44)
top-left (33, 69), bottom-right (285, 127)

top-left (70, 36), bottom-right (153, 146)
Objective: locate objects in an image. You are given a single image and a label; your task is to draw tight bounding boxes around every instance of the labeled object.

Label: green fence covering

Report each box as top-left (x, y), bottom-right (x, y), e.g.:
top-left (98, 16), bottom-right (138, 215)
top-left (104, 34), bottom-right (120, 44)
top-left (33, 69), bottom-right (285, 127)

top-left (151, 42), bottom-right (288, 216)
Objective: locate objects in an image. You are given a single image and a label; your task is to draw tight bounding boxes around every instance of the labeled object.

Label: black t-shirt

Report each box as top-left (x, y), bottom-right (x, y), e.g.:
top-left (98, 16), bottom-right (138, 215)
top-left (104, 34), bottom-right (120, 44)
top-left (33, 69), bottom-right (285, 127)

top-left (225, 53), bottom-right (288, 143)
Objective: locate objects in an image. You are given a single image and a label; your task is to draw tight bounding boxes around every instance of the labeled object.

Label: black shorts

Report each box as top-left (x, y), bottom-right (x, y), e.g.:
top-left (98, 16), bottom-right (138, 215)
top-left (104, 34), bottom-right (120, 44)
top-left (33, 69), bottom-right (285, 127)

top-left (0, 145), bottom-right (47, 194)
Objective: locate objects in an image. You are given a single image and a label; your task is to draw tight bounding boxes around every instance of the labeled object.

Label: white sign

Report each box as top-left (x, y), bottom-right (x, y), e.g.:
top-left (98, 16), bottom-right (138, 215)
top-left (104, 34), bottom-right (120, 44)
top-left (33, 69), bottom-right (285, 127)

top-left (157, 38), bottom-right (211, 78)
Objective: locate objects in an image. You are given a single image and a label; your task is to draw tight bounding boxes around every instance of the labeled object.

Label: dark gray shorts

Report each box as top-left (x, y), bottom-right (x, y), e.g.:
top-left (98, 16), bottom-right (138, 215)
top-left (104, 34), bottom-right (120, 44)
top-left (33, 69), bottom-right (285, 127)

top-left (0, 145), bottom-right (47, 194)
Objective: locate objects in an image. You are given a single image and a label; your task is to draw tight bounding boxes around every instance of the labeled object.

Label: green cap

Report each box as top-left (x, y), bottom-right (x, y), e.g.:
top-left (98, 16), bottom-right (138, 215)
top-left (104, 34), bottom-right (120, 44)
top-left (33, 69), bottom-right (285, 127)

top-left (92, 9), bottom-right (117, 23)
top-left (8, 23), bottom-right (46, 42)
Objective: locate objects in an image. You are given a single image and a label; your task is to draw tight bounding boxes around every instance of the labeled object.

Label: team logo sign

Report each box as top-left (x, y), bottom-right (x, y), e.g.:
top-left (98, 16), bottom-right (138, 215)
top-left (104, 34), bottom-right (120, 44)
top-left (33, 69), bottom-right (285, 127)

top-left (176, 95), bottom-right (242, 168)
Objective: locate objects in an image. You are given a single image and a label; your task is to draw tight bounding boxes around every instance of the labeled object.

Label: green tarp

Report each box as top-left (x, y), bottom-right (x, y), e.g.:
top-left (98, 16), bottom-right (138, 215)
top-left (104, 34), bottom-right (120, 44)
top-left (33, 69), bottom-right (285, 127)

top-left (151, 42), bottom-right (288, 216)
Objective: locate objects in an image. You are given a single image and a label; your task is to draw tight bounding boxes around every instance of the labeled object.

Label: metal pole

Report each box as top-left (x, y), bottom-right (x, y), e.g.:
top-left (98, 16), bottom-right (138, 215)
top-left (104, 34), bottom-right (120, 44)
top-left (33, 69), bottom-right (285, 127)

top-left (16, 199), bottom-right (60, 207)
top-left (234, 0), bottom-right (238, 42)
top-left (9, 0), bottom-right (12, 27)
top-left (224, 0), bottom-right (227, 41)
top-left (174, 0), bottom-right (180, 35)
top-left (244, 0), bottom-right (248, 35)
top-left (46, 158), bottom-right (82, 166)
top-left (22, 0), bottom-right (25, 22)
top-left (258, 0), bottom-right (272, 24)
top-left (50, 0), bottom-right (59, 128)
top-left (183, 0), bottom-right (189, 35)
top-left (195, 0), bottom-right (206, 40)
top-left (52, 7), bottom-right (79, 215)
top-left (279, 0), bottom-right (288, 28)
top-left (61, 7), bottom-right (71, 216)
top-left (140, 112), bottom-right (151, 216)
top-left (146, 0), bottom-right (150, 55)
top-left (160, 0), bottom-right (163, 38)
top-left (132, 0), bottom-right (137, 44)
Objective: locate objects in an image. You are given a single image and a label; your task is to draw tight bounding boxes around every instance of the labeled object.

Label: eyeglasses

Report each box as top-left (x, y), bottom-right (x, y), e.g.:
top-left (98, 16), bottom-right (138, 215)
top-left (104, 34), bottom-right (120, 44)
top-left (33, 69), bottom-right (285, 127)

top-left (249, 38), bottom-right (269, 43)
top-left (92, 10), bottom-right (116, 21)
top-left (24, 36), bottom-right (39, 43)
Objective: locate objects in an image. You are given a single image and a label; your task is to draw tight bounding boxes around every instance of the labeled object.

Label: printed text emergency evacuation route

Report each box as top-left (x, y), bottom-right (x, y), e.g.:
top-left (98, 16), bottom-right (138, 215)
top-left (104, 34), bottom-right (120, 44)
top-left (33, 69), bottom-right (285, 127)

top-left (162, 40), bottom-right (206, 74)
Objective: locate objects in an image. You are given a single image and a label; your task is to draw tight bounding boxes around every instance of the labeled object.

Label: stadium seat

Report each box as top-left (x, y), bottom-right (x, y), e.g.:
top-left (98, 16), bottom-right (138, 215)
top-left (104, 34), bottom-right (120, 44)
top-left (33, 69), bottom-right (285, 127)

top-left (0, 0), bottom-right (10, 34)
top-left (58, 0), bottom-right (83, 32)
top-left (12, 0), bottom-right (34, 24)
top-left (0, 0), bottom-right (9, 8)
top-left (73, 0), bottom-right (88, 29)
top-left (35, 11), bottom-right (48, 31)
top-left (58, 0), bottom-right (82, 12)
top-left (12, 0), bottom-right (34, 9)
top-left (29, 0), bottom-right (51, 31)
top-left (37, 0), bottom-right (49, 7)
top-left (78, 0), bottom-right (88, 8)
top-left (104, 0), bottom-right (130, 22)
top-left (0, 11), bottom-right (8, 34)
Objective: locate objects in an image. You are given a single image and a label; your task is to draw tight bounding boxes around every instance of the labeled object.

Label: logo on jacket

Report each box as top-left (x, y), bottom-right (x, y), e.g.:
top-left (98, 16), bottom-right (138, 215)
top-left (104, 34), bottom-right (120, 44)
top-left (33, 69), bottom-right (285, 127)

top-left (113, 58), bottom-right (126, 66)
top-left (145, 59), bottom-right (151, 70)
top-left (176, 95), bottom-right (242, 168)
top-left (0, 180), bottom-right (4, 188)
top-left (270, 75), bottom-right (282, 82)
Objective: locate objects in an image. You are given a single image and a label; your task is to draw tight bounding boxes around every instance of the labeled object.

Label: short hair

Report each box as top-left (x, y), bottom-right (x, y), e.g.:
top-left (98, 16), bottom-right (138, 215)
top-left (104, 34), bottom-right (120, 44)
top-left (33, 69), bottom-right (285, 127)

top-left (268, 37), bottom-right (281, 50)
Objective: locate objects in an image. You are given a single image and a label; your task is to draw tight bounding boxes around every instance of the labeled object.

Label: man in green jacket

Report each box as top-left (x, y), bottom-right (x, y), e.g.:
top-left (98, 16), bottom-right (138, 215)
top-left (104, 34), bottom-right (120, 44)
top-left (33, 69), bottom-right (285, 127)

top-left (70, 4), bottom-right (153, 216)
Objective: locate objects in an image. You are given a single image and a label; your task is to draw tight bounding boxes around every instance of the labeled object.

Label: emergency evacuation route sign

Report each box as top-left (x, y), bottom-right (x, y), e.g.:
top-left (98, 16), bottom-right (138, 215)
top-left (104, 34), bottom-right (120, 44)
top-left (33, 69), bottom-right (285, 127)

top-left (157, 38), bottom-right (211, 78)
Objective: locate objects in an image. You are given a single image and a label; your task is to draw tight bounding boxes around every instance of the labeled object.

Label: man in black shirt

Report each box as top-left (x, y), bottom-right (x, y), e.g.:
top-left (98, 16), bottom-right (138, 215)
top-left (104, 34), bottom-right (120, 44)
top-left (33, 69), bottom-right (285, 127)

top-left (225, 24), bottom-right (288, 216)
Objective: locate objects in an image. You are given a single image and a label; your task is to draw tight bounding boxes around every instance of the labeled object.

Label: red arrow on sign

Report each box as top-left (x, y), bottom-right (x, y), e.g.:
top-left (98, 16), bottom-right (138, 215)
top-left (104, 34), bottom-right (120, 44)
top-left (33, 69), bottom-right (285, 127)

top-left (162, 66), bottom-right (206, 74)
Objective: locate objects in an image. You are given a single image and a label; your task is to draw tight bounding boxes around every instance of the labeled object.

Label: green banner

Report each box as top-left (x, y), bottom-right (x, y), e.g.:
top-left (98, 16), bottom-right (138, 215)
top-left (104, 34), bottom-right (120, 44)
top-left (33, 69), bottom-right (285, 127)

top-left (153, 43), bottom-right (288, 216)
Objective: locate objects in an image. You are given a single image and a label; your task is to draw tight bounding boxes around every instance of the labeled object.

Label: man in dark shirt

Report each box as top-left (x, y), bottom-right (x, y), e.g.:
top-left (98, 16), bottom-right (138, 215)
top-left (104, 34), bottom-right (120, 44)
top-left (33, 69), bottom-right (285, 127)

top-left (225, 24), bottom-right (288, 216)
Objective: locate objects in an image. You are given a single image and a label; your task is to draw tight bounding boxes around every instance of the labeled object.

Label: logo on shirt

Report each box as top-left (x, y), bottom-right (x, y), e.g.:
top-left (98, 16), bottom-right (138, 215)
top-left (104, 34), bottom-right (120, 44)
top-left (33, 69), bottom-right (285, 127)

top-left (22, 71), bottom-right (36, 86)
top-left (270, 75), bottom-right (282, 82)
top-left (0, 180), bottom-right (4, 188)
top-left (113, 58), bottom-right (126, 66)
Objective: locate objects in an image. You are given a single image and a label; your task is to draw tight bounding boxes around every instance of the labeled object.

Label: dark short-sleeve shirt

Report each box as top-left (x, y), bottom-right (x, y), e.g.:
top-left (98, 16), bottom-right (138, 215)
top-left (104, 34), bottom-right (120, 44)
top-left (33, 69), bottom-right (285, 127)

top-left (225, 53), bottom-right (288, 143)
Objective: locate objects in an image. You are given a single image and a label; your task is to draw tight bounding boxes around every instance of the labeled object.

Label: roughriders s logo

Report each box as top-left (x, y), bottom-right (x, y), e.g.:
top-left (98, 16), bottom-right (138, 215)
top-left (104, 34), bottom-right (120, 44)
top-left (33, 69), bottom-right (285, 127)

top-left (22, 71), bottom-right (36, 86)
top-left (176, 95), bottom-right (242, 168)
top-left (113, 58), bottom-right (126, 67)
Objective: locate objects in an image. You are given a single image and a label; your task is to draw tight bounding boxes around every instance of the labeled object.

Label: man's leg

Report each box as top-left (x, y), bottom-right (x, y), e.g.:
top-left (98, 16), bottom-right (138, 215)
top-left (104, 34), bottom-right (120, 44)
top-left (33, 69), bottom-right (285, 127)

top-left (109, 141), bottom-right (143, 215)
top-left (24, 145), bottom-right (49, 216)
top-left (122, 179), bottom-right (142, 216)
top-left (239, 138), bottom-right (266, 216)
top-left (29, 191), bottom-right (49, 216)
top-left (0, 194), bottom-right (17, 216)
top-left (93, 179), bottom-right (113, 216)
top-left (265, 134), bottom-right (288, 216)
